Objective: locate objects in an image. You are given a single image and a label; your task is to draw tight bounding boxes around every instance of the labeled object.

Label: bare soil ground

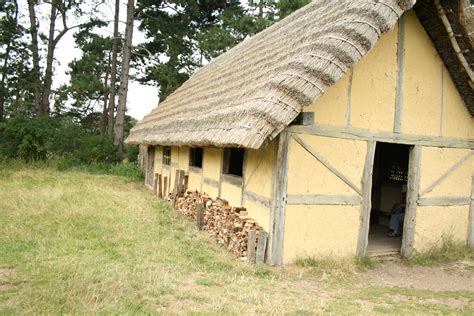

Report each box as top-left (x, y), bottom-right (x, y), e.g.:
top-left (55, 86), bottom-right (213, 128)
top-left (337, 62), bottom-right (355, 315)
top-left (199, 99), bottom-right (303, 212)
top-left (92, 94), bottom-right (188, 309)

top-left (361, 260), bottom-right (474, 292)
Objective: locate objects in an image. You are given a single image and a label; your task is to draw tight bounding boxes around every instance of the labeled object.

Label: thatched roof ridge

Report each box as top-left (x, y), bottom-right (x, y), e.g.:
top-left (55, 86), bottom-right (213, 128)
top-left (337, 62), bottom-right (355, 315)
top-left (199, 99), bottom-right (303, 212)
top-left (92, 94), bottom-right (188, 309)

top-left (127, 0), bottom-right (471, 149)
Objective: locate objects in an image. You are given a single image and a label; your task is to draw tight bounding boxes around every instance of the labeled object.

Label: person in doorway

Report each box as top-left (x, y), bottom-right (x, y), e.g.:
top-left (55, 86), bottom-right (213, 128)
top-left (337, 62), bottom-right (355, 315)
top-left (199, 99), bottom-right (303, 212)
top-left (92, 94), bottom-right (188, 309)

top-left (388, 185), bottom-right (407, 237)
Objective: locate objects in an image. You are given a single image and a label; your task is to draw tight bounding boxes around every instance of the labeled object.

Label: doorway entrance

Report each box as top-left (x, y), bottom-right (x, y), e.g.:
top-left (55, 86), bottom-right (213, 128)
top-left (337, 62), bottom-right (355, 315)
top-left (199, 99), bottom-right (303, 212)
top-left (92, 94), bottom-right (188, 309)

top-left (367, 142), bottom-right (410, 256)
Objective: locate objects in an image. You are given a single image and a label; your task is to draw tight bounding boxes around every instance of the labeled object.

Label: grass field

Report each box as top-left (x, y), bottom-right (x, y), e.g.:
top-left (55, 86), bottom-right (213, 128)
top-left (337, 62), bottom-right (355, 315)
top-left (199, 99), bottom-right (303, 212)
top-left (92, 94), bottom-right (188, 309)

top-left (1, 165), bottom-right (473, 314)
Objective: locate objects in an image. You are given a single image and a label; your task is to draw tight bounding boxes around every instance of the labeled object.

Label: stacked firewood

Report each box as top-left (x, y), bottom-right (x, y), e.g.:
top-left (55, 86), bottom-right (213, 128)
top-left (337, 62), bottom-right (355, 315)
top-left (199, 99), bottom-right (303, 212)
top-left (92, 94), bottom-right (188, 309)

top-left (173, 190), bottom-right (264, 260)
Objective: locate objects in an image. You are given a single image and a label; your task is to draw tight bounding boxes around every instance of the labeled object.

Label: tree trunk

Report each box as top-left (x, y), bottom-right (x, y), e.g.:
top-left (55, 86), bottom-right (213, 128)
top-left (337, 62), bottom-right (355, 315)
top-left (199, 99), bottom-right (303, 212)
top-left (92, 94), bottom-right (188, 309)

top-left (114, 0), bottom-right (134, 158)
top-left (40, 2), bottom-right (59, 116)
top-left (107, 0), bottom-right (120, 140)
top-left (99, 55), bottom-right (111, 140)
top-left (27, 0), bottom-right (42, 115)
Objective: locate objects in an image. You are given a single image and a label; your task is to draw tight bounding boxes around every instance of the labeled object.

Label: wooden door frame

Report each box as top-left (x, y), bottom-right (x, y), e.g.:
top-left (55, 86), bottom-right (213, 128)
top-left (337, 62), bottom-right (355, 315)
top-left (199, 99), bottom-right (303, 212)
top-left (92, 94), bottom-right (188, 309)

top-left (357, 142), bottom-right (420, 257)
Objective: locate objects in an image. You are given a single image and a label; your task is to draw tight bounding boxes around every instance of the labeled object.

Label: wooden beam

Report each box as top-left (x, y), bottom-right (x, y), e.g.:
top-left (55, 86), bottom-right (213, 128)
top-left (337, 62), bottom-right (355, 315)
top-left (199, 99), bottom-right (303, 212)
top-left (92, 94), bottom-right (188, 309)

top-left (356, 141), bottom-right (376, 256)
top-left (203, 177), bottom-right (219, 188)
top-left (287, 125), bottom-right (474, 149)
top-left (243, 191), bottom-right (271, 209)
top-left (419, 151), bottom-right (473, 197)
top-left (158, 174), bottom-right (163, 198)
top-left (292, 134), bottom-right (362, 195)
top-left (247, 230), bottom-right (257, 264)
top-left (286, 194), bottom-right (361, 205)
top-left (401, 145), bottom-right (421, 258)
top-left (256, 231), bottom-right (268, 264)
top-left (196, 203), bottom-right (205, 230)
top-left (221, 174), bottom-right (243, 187)
top-left (268, 132), bottom-right (290, 266)
top-left (417, 196), bottom-right (471, 206)
top-left (469, 177), bottom-right (474, 248)
top-left (345, 68), bottom-right (353, 127)
top-left (394, 14), bottom-right (406, 134)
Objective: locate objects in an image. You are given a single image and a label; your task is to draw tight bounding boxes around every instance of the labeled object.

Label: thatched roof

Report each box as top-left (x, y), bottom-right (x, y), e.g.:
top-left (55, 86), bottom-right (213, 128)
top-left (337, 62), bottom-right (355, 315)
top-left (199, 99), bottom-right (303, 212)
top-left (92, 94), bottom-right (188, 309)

top-left (127, 0), bottom-right (472, 149)
top-left (415, 0), bottom-right (473, 115)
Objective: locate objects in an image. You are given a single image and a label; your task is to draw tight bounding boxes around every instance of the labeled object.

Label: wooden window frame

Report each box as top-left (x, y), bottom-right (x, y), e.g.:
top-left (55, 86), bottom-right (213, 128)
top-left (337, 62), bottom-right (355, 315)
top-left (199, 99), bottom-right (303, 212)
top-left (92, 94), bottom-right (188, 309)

top-left (189, 147), bottom-right (203, 169)
top-left (163, 146), bottom-right (171, 166)
top-left (222, 148), bottom-right (244, 178)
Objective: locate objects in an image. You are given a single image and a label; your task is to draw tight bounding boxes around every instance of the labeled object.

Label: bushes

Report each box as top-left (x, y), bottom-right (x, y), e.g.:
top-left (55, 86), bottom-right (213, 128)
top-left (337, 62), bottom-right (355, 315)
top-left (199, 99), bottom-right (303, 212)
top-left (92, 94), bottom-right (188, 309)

top-left (0, 115), bottom-right (128, 163)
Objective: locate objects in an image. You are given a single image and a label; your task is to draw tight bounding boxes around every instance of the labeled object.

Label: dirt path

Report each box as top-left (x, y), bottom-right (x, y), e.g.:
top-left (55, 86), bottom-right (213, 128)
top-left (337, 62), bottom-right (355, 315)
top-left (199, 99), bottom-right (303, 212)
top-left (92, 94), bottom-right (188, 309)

top-left (360, 260), bottom-right (474, 292)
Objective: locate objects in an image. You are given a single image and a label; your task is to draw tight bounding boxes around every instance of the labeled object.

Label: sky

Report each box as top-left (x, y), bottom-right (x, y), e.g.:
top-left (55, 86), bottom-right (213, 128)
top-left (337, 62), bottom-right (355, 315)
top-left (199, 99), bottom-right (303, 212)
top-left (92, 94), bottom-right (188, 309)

top-left (18, 0), bottom-right (159, 120)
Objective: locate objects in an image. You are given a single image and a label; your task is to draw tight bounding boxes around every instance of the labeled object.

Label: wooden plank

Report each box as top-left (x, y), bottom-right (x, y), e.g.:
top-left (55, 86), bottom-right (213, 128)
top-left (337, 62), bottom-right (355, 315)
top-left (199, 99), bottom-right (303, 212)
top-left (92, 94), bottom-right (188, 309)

top-left (196, 203), bottom-right (205, 230)
top-left (345, 68), bottom-right (353, 127)
top-left (268, 131), bottom-right (290, 266)
top-left (292, 134), bottom-right (362, 196)
top-left (394, 14), bottom-right (406, 134)
top-left (357, 140), bottom-right (376, 256)
top-left (158, 174), bottom-right (163, 198)
top-left (401, 145), bottom-right (421, 258)
top-left (419, 151), bottom-right (473, 197)
top-left (256, 231), bottom-right (268, 264)
top-left (417, 196), bottom-right (471, 206)
top-left (247, 230), bottom-right (257, 264)
top-left (153, 173), bottom-right (159, 195)
top-left (286, 194), bottom-right (361, 205)
top-left (173, 170), bottom-right (180, 195)
top-left (243, 191), bottom-right (271, 209)
top-left (287, 125), bottom-right (474, 149)
top-left (163, 177), bottom-right (168, 198)
top-left (183, 175), bottom-right (189, 193)
top-left (240, 149), bottom-right (247, 206)
top-left (468, 177), bottom-right (474, 248)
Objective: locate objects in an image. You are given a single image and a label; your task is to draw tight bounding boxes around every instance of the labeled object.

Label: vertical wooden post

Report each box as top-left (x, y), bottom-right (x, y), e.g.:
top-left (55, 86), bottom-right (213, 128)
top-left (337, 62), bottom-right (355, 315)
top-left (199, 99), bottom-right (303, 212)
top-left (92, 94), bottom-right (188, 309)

top-left (196, 203), bottom-right (205, 230)
top-left (356, 140), bottom-right (376, 256)
top-left (158, 174), bottom-right (163, 198)
top-left (401, 145), bottom-right (421, 258)
top-left (153, 173), bottom-right (159, 195)
top-left (468, 176), bottom-right (474, 248)
top-left (247, 230), bottom-right (257, 264)
top-left (163, 177), bottom-right (168, 197)
top-left (267, 131), bottom-right (290, 266)
top-left (256, 231), bottom-right (268, 264)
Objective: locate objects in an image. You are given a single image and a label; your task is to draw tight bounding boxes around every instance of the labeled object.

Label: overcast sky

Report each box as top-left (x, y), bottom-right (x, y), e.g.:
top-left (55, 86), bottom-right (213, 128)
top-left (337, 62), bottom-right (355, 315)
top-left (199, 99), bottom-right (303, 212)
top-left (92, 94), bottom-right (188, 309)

top-left (18, 0), bottom-right (159, 120)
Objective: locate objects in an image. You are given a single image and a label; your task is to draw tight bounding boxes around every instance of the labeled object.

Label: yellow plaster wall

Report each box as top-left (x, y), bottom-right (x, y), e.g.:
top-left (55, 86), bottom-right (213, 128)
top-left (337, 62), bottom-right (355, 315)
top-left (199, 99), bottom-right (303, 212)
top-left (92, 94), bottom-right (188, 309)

top-left (203, 148), bottom-right (222, 181)
top-left (202, 183), bottom-right (218, 198)
top-left (187, 170), bottom-right (202, 192)
top-left (179, 147), bottom-right (190, 172)
top-left (287, 135), bottom-right (366, 195)
top-left (283, 205), bottom-right (360, 263)
top-left (419, 147), bottom-right (472, 198)
top-left (441, 65), bottom-right (474, 138)
top-left (244, 140), bottom-right (275, 199)
top-left (350, 24), bottom-right (398, 131)
top-left (414, 205), bottom-right (470, 252)
top-left (153, 146), bottom-right (162, 175)
top-left (304, 70), bottom-right (350, 127)
top-left (243, 199), bottom-right (270, 232)
top-left (220, 182), bottom-right (242, 207)
top-left (401, 11), bottom-right (442, 135)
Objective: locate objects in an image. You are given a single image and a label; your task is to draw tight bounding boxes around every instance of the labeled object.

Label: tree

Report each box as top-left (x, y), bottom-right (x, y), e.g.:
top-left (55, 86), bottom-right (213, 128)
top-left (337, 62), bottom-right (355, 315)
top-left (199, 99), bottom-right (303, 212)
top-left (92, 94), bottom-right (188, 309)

top-left (107, 0), bottom-right (120, 140)
top-left (26, 0), bottom-right (103, 116)
top-left (114, 0), bottom-right (135, 157)
top-left (0, 0), bottom-right (33, 121)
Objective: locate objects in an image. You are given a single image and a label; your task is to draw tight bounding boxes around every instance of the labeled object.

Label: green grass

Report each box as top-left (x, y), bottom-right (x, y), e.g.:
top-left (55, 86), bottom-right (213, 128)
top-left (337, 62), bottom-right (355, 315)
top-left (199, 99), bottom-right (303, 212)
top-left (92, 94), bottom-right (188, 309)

top-left (407, 237), bottom-right (474, 266)
top-left (0, 165), bottom-right (473, 314)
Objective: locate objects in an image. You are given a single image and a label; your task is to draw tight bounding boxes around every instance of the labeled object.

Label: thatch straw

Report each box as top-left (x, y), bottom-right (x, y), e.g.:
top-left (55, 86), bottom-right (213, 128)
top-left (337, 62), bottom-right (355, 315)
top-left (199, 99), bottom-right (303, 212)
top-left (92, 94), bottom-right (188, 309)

top-left (126, 0), bottom-right (471, 149)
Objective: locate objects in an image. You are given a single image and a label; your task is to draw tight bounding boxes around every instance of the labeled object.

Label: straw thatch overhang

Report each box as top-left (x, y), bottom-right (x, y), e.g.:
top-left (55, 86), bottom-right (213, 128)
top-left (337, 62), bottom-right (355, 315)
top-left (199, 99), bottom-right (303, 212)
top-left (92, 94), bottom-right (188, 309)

top-left (126, 0), bottom-right (472, 149)
top-left (414, 0), bottom-right (473, 115)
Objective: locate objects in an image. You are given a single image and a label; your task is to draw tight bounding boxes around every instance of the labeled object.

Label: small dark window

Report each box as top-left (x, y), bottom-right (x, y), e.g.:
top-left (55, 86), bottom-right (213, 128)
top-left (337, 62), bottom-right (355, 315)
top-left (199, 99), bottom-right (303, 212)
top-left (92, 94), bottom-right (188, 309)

top-left (163, 146), bottom-right (171, 165)
top-left (222, 148), bottom-right (244, 177)
top-left (189, 148), bottom-right (203, 168)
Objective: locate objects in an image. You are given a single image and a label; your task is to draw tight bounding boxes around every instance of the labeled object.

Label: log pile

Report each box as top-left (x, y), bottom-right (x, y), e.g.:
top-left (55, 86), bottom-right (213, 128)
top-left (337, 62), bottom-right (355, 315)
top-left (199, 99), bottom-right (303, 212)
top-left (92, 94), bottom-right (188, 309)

top-left (172, 190), bottom-right (266, 261)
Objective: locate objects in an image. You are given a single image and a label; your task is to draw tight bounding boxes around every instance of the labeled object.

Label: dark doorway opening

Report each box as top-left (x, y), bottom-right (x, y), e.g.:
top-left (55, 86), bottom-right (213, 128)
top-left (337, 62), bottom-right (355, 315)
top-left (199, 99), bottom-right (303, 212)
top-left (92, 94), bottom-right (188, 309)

top-left (367, 142), bottom-right (410, 256)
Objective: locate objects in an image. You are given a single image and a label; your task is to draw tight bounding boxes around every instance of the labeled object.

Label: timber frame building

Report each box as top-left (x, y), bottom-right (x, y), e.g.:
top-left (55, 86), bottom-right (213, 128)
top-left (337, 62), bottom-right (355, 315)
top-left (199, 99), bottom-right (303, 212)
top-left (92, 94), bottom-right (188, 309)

top-left (127, 0), bottom-right (474, 265)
